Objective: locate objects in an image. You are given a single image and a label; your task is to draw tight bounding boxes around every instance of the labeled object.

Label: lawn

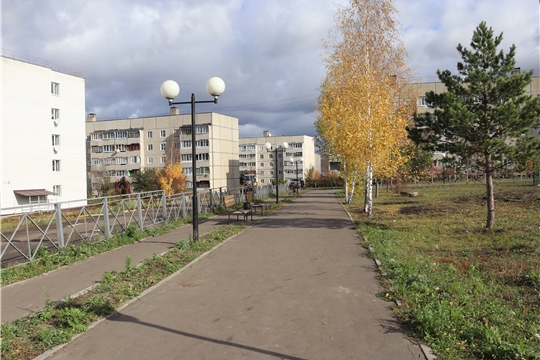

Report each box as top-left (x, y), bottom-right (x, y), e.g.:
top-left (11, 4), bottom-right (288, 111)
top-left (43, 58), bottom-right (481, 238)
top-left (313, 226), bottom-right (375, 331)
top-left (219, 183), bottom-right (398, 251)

top-left (343, 182), bottom-right (540, 360)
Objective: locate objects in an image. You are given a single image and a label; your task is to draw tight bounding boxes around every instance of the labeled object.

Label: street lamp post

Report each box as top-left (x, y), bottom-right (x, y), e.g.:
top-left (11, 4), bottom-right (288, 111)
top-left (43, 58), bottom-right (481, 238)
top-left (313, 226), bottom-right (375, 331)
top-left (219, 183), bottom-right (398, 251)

top-left (265, 142), bottom-right (288, 204)
top-left (289, 157), bottom-right (303, 193)
top-left (160, 77), bottom-right (225, 241)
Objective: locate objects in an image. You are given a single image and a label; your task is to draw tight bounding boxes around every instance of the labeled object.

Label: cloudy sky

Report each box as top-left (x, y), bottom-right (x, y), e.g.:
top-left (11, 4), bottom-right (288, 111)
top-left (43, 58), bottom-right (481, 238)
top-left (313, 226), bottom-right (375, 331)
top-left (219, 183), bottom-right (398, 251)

top-left (2, 0), bottom-right (539, 138)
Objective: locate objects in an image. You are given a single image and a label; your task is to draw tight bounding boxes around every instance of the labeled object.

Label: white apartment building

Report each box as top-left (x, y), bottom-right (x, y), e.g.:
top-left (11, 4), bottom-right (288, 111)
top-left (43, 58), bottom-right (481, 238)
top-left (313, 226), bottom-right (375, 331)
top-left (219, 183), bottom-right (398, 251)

top-left (86, 109), bottom-right (240, 192)
top-left (239, 131), bottom-right (320, 185)
top-left (1, 55), bottom-right (87, 210)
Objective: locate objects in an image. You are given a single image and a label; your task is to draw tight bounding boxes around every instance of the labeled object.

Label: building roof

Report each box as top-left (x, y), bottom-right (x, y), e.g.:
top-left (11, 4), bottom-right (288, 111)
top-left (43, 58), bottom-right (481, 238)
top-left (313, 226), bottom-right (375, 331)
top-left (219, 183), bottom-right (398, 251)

top-left (13, 189), bottom-right (55, 197)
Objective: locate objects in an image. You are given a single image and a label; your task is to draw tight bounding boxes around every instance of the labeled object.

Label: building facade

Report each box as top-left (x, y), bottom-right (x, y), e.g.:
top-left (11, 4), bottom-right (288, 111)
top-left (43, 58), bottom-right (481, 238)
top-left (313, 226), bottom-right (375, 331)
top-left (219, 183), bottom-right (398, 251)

top-left (85, 109), bottom-right (240, 193)
top-left (1, 55), bottom-right (87, 210)
top-left (239, 131), bottom-right (320, 185)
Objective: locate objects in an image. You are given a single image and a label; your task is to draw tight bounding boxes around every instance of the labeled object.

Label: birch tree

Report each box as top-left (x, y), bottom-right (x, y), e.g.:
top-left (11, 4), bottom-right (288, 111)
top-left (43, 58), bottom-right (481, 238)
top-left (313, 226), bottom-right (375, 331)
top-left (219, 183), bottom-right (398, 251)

top-left (316, 0), bottom-right (414, 214)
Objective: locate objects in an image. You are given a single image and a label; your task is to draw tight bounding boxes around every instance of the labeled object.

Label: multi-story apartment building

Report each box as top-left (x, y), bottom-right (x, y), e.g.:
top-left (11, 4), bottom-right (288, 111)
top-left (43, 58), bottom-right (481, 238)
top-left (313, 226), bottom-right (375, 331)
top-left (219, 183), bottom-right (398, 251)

top-left (85, 109), bottom-right (240, 193)
top-left (412, 74), bottom-right (539, 138)
top-left (1, 54), bottom-right (87, 211)
top-left (410, 74), bottom-right (540, 168)
top-left (239, 131), bottom-right (320, 185)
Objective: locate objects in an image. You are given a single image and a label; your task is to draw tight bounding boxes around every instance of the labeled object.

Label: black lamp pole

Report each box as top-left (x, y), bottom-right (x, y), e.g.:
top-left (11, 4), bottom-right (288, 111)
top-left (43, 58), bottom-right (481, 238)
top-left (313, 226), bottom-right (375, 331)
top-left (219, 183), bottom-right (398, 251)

top-left (274, 147), bottom-right (279, 204)
top-left (161, 78), bottom-right (225, 241)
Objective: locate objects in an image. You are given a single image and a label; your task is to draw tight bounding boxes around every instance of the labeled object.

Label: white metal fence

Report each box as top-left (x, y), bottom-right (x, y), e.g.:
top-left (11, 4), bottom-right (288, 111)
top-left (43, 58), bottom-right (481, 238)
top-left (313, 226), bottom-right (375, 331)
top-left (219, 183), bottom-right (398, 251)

top-left (0, 184), bottom-right (282, 268)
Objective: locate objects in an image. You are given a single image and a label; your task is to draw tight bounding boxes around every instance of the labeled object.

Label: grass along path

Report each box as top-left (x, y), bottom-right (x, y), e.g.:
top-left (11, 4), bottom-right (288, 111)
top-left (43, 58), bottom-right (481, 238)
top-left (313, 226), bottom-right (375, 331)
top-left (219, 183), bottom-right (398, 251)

top-left (0, 225), bottom-right (247, 360)
top-left (342, 182), bottom-right (540, 360)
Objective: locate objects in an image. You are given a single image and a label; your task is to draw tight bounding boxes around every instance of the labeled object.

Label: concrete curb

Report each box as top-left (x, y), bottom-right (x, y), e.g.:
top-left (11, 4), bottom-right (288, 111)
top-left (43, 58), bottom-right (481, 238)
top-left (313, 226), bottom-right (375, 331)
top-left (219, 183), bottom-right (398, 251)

top-left (337, 193), bottom-right (437, 360)
top-left (33, 226), bottom-right (250, 360)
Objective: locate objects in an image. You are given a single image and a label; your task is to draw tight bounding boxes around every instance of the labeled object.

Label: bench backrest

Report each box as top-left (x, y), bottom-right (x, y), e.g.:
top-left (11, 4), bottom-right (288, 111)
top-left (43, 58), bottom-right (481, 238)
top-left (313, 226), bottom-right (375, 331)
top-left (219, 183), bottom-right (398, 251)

top-left (224, 195), bottom-right (236, 208)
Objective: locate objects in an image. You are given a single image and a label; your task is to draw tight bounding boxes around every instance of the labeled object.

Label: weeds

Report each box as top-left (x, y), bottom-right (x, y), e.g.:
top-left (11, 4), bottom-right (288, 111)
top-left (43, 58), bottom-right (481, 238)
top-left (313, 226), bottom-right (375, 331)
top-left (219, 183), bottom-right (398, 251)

top-left (0, 225), bottom-right (246, 360)
top-left (346, 182), bottom-right (540, 359)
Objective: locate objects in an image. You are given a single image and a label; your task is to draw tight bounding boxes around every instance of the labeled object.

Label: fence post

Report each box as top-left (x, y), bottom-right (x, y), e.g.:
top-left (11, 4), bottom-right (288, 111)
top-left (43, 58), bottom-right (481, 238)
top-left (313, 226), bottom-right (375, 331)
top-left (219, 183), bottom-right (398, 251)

top-left (55, 203), bottom-right (65, 248)
top-left (103, 197), bottom-right (111, 238)
top-left (161, 191), bottom-right (167, 221)
top-left (181, 194), bottom-right (187, 218)
top-left (137, 193), bottom-right (143, 230)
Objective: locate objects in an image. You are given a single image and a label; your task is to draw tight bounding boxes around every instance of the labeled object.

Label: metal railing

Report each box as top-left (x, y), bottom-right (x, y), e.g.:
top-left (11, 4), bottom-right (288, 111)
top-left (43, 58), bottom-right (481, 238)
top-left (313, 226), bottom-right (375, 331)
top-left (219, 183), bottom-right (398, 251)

top-left (0, 184), bottom-right (281, 268)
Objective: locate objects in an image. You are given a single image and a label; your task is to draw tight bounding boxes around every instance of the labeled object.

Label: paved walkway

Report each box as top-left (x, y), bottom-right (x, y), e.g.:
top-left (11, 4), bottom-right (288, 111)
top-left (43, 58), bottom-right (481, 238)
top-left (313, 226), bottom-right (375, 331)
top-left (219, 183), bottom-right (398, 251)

top-left (4, 190), bottom-right (426, 359)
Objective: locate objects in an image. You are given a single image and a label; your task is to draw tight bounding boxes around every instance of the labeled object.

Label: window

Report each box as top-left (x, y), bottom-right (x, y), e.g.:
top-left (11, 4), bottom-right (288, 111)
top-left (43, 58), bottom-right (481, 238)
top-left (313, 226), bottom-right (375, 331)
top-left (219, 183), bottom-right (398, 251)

top-left (51, 108), bottom-right (60, 120)
top-left (53, 185), bottom-right (61, 196)
top-left (240, 162), bottom-right (247, 167)
top-left (91, 133), bottom-right (101, 140)
top-left (292, 143), bottom-right (302, 148)
top-left (195, 153), bottom-right (209, 161)
top-left (183, 167), bottom-right (193, 175)
top-left (160, 130), bottom-right (166, 138)
top-left (186, 181), bottom-right (193, 189)
top-left (147, 144), bottom-right (153, 151)
top-left (260, 179), bottom-right (265, 184)
top-left (293, 152), bottom-right (303, 157)
top-left (52, 160), bottom-right (60, 172)
top-left (196, 167), bottom-right (210, 175)
top-left (92, 158), bottom-right (102, 166)
top-left (195, 125), bottom-right (208, 134)
top-left (260, 154), bottom-right (264, 159)
top-left (259, 171), bottom-right (264, 175)
top-left (147, 131), bottom-right (153, 138)
top-left (116, 157), bottom-right (127, 165)
top-left (182, 127), bottom-right (192, 135)
top-left (181, 154), bottom-right (192, 162)
top-left (240, 154), bottom-right (248, 159)
top-left (129, 156), bottom-right (140, 164)
top-left (51, 82), bottom-right (59, 95)
top-left (174, 129), bottom-right (180, 136)
top-left (259, 145), bottom-right (264, 151)
top-left (91, 146), bottom-right (102, 153)
top-left (104, 157), bottom-right (114, 165)
top-left (52, 134), bottom-right (60, 146)
top-left (115, 144), bottom-right (126, 152)
top-left (196, 139), bottom-right (209, 147)
top-left (147, 157), bottom-right (153, 165)
top-left (270, 170), bottom-right (274, 176)
top-left (269, 154), bottom-right (273, 159)
top-left (247, 145), bottom-right (255, 151)
top-left (128, 130), bottom-right (140, 138)
top-left (127, 144), bottom-right (140, 151)
top-left (270, 162), bottom-right (274, 168)
top-left (103, 132), bottom-right (114, 139)
top-left (182, 141), bottom-right (192, 148)
top-left (160, 143), bottom-right (166, 151)
top-left (161, 156), bottom-right (166, 164)
top-left (239, 146), bottom-right (247, 151)
top-left (116, 170), bottom-right (128, 177)
top-left (116, 131), bottom-right (127, 139)
top-left (260, 163), bottom-right (264, 167)
top-left (417, 96), bottom-right (427, 107)
top-left (248, 162), bottom-right (256, 167)
top-left (103, 145), bottom-right (114, 152)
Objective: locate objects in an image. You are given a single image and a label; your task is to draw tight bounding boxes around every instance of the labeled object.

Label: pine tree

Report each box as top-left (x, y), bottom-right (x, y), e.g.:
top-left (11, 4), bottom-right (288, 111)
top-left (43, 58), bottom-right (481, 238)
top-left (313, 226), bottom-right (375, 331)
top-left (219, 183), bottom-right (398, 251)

top-left (408, 22), bottom-right (540, 229)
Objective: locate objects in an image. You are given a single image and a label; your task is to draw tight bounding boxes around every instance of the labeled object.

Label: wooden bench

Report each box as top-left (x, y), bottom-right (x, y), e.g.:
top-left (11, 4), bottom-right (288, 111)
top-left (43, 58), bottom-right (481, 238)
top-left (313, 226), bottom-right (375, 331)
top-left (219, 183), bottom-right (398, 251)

top-left (224, 194), bottom-right (253, 224)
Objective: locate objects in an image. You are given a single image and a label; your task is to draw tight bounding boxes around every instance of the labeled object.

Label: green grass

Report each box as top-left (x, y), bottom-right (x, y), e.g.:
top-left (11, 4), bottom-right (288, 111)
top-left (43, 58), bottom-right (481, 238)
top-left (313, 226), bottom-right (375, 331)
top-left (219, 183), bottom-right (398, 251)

top-left (1, 221), bottom-right (188, 286)
top-left (0, 225), bottom-right (246, 360)
top-left (342, 182), bottom-right (540, 359)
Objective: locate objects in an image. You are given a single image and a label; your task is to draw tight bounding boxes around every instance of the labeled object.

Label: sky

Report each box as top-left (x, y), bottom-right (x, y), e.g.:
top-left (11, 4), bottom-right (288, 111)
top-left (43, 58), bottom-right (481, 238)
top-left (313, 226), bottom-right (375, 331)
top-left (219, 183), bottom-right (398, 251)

top-left (2, 0), bottom-right (539, 138)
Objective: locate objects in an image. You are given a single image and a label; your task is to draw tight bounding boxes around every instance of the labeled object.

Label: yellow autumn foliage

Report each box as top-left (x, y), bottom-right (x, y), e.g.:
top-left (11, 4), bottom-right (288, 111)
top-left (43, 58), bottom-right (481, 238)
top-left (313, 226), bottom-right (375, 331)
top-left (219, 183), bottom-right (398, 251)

top-left (156, 162), bottom-right (186, 195)
top-left (316, 0), bottom-right (416, 191)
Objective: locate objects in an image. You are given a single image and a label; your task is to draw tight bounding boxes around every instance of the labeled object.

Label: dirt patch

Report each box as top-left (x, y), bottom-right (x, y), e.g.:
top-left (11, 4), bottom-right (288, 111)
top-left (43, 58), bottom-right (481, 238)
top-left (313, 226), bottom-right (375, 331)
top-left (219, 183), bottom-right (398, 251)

top-left (399, 204), bottom-right (453, 216)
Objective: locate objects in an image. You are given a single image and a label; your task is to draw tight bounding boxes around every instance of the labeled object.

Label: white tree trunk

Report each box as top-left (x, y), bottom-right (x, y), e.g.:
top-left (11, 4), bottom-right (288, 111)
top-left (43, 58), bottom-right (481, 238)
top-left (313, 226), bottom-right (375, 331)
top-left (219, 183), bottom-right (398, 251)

top-left (364, 163), bottom-right (373, 217)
